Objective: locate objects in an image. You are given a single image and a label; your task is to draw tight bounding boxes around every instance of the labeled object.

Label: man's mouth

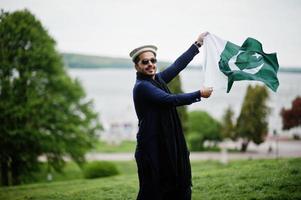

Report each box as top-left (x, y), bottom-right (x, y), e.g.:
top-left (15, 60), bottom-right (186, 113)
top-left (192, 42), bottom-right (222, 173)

top-left (145, 66), bottom-right (155, 73)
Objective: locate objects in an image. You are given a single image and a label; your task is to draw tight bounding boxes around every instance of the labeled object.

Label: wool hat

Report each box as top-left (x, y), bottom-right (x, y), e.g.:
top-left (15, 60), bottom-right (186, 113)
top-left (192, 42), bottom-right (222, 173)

top-left (129, 45), bottom-right (157, 61)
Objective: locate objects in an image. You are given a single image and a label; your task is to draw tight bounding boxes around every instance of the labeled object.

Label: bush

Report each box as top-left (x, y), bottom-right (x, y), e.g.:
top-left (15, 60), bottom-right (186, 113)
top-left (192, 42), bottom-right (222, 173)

top-left (187, 111), bottom-right (222, 151)
top-left (293, 134), bottom-right (300, 140)
top-left (83, 161), bottom-right (119, 179)
top-left (188, 132), bottom-right (205, 151)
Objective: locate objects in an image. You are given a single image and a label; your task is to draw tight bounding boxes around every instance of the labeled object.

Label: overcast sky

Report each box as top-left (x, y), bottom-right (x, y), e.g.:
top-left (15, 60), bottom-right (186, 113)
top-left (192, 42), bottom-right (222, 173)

top-left (1, 0), bottom-right (301, 67)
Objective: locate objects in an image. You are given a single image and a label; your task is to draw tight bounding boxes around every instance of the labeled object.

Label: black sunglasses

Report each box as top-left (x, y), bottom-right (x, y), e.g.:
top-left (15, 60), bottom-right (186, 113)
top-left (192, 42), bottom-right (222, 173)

top-left (141, 58), bottom-right (157, 65)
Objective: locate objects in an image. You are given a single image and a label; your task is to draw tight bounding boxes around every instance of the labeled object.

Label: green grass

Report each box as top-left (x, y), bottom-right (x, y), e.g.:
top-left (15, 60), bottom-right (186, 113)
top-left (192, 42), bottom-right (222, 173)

top-left (21, 162), bottom-right (83, 184)
top-left (21, 161), bottom-right (137, 184)
top-left (91, 140), bottom-right (240, 153)
top-left (92, 140), bottom-right (136, 153)
top-left (192, 158), bottom-right (301, 199)
top-left (1, 158), bottom-right (301, 200)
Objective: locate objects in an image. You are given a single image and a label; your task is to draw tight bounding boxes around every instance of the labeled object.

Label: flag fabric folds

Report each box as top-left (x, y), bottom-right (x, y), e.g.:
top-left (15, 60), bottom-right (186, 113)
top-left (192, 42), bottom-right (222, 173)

top-left (202, 33), bottom-right (279, 93)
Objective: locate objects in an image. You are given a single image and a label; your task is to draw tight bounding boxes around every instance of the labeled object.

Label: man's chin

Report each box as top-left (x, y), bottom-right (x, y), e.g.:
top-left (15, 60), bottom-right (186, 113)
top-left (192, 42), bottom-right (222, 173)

top-left (145, 71), bottom-right (155, 76)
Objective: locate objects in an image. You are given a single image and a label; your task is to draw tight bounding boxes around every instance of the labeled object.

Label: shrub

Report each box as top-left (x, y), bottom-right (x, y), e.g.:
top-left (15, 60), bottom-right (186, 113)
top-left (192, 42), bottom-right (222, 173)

top-left (83, 161), bottom-right (119, 179)
top-left (188, 132), bottom-right (205, 151)
top-left (187, 111), bottom-right (222, 151)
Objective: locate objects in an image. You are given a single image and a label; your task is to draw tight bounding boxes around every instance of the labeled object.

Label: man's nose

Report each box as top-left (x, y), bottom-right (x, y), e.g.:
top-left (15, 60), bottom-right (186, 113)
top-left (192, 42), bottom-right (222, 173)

top-left (147, 62), bottom-right (153, 67)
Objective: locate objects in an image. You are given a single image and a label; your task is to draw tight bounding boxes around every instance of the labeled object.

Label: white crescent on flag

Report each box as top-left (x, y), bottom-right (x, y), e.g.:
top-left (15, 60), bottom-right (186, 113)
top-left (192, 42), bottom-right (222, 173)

top-left (228, 50), bottom-right (265, 74)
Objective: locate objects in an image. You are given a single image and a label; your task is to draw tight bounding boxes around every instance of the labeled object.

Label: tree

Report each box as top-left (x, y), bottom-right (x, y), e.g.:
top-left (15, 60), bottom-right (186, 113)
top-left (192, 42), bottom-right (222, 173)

top-left (221, 106), bottom-right (236, 140)
top-left (167, 74), bottom-right (188, 133)
top-left (187, 111), bottom-right (222, 151)
top-left (0, 10), bottom-right (101, 186)
top-left (280, 96), bottom-right (301, 130)
top-left (235, 85), bottom-right (270, 152)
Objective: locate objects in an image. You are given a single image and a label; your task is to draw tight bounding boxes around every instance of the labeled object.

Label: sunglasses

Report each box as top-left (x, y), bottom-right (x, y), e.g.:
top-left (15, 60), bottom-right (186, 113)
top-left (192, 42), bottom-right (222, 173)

top-left (140, 58), bottom-right (157, 65)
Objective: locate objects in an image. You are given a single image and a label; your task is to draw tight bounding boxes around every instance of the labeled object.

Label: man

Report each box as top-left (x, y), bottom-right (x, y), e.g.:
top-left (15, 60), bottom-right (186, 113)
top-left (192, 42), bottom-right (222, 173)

top-left (130, 32), bottom-right (213, 200)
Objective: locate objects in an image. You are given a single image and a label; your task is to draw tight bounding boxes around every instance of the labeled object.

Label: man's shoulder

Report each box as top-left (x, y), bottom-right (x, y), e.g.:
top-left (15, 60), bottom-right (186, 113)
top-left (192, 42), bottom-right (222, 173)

top-left (134, 79), bottom-right (151, 90)
top-left (133, 80), bottom-right (147, 101)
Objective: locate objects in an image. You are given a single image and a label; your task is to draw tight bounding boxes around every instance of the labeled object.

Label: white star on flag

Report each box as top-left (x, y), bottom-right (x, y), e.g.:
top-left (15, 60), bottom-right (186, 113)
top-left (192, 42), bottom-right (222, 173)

top-left (252, 52), bottom-right (261, 59)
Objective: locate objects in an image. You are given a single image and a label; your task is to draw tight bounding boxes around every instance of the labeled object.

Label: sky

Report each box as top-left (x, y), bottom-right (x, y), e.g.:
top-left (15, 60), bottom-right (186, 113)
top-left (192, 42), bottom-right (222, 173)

top-left (1, 0), bottom-right (301, 67)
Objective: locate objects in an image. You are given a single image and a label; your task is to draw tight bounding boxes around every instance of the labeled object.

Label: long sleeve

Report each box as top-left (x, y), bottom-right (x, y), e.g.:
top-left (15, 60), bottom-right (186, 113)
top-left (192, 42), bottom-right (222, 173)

top-left (134, 81), bottom-right (201, 107)
top-left (158, 44), bottom-right (199, 84)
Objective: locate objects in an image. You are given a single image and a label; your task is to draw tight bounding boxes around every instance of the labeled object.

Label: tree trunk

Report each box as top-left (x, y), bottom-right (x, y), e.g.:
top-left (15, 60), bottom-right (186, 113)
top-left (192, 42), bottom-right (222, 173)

top-left (1, 160), bottom-right (9, 186)
top-left (241, 139), bottom-right (249, 152)
top-left (11, 159), bottom-right (21, 185)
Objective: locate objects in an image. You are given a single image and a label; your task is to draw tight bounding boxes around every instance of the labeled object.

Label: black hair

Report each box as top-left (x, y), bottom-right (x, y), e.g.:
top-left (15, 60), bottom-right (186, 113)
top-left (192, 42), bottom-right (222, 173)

top-left (134, 56), bottom-right (140, 64)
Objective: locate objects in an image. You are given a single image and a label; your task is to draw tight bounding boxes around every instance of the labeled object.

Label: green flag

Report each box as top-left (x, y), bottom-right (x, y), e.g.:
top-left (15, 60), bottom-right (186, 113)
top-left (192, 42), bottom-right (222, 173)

top-left (219, 38), bottom-right (279, 92)
top-left (203, 34), bottom-right (279, 93)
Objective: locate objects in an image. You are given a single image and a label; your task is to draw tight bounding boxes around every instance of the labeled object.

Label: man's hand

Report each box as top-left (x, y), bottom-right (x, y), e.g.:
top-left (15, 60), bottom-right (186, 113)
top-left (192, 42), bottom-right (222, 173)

top-left (200, 87), bottom-right (213, 98)
top-left (196, 32), bottom-right (209, 46)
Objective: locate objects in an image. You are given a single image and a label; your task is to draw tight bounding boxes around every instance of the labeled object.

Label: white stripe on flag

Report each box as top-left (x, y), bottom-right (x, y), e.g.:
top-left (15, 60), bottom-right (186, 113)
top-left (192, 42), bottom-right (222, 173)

top-left (202, 33), bottom-right (228, 91)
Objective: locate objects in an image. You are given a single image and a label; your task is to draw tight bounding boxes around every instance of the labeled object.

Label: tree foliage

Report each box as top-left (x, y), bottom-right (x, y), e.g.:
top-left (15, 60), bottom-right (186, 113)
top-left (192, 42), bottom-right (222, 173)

top-left (221, 106), bottom-right (236, 140)
top-left (187, 111), bottom-right (222, 151)
top-left (235, 85), bottom-right (270, 152)
top-left (0, 10), bottom-right (101, 186)
top-left (280, 96), bottom-right (301, 130)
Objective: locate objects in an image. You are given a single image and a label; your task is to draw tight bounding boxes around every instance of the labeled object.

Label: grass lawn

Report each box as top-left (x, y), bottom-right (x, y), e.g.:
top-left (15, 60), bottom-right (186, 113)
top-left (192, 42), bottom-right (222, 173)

top-left (1, 158), bottom-right (301, 200)
top-left (90, 140), bottom-right (239, 153)
top-left (91, 140), bottom-right (136, 153)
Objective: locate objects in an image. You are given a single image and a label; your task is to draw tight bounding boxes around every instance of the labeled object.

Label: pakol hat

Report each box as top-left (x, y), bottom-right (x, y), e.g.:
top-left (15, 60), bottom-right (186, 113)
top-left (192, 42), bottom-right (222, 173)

top-left (129, 45), bottom-right (157, 61)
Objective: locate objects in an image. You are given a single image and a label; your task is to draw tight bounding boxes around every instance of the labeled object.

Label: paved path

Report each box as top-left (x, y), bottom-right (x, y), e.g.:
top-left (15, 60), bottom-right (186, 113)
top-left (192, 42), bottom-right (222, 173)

top-left (86, 140), bottom-right (301, 161)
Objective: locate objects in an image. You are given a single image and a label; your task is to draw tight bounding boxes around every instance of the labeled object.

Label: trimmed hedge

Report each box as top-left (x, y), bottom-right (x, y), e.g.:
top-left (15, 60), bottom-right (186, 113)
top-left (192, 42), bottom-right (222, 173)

top-left (83, 161), bottom-right (119, 179)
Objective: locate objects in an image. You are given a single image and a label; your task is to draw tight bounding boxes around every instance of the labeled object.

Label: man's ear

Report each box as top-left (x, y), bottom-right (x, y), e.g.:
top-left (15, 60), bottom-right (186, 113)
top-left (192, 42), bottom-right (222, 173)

top-left (134, 64), bottom-right (139, 71)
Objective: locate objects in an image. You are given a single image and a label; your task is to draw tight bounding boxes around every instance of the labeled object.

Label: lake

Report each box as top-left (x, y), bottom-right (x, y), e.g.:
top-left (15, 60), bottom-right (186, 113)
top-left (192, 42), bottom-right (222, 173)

top-left (67, 68), bottom-right (301, 139)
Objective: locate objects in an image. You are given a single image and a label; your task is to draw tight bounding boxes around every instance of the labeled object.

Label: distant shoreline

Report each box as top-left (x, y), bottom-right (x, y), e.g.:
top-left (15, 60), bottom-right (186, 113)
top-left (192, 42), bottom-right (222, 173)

top-left (66, 66), bottom-right (301, 73)
top-left (62, 53), bottom-right (301, 73)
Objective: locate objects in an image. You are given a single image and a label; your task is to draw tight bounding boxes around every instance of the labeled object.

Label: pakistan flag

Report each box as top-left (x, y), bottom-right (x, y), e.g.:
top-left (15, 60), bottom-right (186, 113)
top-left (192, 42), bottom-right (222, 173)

top-left (202, 33), bottom-right (279, 93)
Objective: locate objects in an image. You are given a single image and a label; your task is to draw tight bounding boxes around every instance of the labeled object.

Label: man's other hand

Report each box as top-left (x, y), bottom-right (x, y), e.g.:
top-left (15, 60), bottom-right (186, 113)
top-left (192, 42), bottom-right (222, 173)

top-left (200, 87), bottom-right (213, 98)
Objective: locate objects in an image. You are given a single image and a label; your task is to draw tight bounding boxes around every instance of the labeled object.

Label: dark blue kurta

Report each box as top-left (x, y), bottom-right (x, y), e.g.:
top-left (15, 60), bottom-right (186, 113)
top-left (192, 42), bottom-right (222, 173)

top-left (133, 44), bottom-right (201, 200)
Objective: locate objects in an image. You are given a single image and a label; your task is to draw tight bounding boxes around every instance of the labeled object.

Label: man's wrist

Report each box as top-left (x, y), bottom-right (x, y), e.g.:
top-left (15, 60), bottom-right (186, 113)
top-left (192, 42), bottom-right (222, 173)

top-left (194, 41), bottom-right (202, 48)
